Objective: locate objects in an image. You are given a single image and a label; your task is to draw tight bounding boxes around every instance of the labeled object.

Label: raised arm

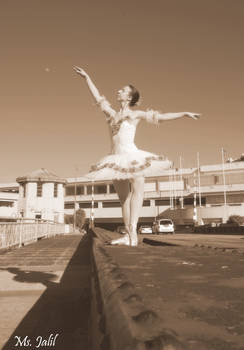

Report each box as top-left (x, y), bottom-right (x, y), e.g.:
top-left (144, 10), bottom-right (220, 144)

top-left (73, 66), bottom-right (116, 118)
top-left (135, 110), bottom-right (200, 124)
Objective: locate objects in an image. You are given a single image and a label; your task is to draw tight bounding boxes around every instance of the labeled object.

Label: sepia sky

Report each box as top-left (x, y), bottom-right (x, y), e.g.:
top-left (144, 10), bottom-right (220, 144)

top-left (0, 0), bottom-right (244, 182)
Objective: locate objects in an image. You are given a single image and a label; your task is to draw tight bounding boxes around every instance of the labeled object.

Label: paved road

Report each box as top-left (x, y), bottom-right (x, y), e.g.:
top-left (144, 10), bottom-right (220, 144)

top-left (0, 234), bottom-right (91, 350)
top-left (142, 232), bottom-right (244, 252)
top-left (98, 230), bottom-right (244, 350)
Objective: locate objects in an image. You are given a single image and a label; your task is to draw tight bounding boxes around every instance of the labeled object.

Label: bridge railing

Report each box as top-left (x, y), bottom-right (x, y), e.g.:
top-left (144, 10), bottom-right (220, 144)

top-left (0, 222), bottom-right (68, 249)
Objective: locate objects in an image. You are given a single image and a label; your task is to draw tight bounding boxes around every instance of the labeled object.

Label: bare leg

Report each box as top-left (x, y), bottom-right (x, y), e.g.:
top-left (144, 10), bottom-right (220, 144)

top-left (111, 179), bottom-right (132, 245)
top-left (129, 177), bottom-right (145, 246)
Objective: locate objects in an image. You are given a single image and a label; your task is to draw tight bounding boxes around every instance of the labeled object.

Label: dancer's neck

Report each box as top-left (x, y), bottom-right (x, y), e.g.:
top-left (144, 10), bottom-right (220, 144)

top-left (120, 101), bottom-right (130, 114)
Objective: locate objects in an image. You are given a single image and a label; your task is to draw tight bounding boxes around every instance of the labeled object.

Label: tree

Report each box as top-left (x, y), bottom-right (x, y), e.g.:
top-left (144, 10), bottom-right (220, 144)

top-left (75, 209), bottom-right (86, 231)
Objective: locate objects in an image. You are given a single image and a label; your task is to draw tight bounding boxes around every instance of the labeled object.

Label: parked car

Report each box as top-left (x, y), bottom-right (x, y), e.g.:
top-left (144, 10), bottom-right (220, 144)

top-left (116, 226), bottom-right (127, 234)
top-left (152, 219), bottom-right (175, 234)
top-left (138, 225), bottom-right (153, 234)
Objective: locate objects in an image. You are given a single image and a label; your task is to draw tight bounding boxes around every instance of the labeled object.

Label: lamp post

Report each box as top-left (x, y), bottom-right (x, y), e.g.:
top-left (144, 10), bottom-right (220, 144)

top-left (221, 148), bottom-right (227, 223)
top-left (197, 152), bottom-right (202, 207)
top-left (73, 166), bottom-right (78, 232)
top-left (90, 179), bottom-right (95, 229)
top-left (169, 169), bottom-right (174, 210)
top-left (193, 172), bottom-right (197, 225)
top-left (179, 156), bottom-right (184, 209)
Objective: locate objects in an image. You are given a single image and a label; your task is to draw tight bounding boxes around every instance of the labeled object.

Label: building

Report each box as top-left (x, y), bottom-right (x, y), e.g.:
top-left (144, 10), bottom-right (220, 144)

top-left (64, 159), bottom-right (244, 228)
top-left (16, 168), bottom-right (66, 223)
top-left (0, 183), bottom-right (19, 222)
top-left (1, 159), bottom-right (244, 227)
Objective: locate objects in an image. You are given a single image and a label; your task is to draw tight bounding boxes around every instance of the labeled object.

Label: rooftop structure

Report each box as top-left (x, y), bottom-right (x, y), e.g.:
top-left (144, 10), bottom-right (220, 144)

top-left (16, 168), bottom-right (66, 184)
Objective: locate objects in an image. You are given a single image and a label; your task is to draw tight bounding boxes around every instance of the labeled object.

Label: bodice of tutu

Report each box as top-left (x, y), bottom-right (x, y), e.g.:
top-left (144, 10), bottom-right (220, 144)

top-left (87, 103), bottom-right (172, 179)
top-left (108, 116), bottom-right (138, 154)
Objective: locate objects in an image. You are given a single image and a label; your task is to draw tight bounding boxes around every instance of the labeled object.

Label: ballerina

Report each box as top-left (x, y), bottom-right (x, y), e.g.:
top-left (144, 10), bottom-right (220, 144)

top-left (74, 66), bottom-right (200, 246)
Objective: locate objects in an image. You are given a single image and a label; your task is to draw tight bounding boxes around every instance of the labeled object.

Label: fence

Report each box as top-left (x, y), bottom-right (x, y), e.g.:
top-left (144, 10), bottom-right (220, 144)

top-left (0, 222), bottom-right (68, 249)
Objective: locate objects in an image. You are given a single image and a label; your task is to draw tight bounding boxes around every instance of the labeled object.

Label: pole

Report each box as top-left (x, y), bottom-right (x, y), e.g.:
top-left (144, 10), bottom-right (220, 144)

top-left (169, 170), bottom-right (173, 210)
top-left (179, 156), bottom-right (184, 209)
top-left (221, 148), bottom-right (227, 223)
top-left (173, 168), bottom-right (177, 208)
top-left (197, 152), bottom-right (202, 207)
top-left (73, 166), bottom-right (78, 232)
top-left (90, 179), bottom-right (95, 228)
top-left (193, 172), bottom-right (197, 225)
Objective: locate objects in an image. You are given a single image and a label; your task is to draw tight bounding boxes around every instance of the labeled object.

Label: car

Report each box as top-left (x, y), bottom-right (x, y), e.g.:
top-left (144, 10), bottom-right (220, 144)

top-left (152, 219), bottom-right (175, 234)
top-left (138, 225), bottom-right (153, 234)
top-left (116, 226), bottom-right (127, 234)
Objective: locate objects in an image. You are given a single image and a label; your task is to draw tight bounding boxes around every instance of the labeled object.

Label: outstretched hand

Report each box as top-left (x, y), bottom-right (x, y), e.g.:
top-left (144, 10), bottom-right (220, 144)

top-left (185, 112), bottom-right (201, 120)
top-left (73, 66), bottom-right (88, 78)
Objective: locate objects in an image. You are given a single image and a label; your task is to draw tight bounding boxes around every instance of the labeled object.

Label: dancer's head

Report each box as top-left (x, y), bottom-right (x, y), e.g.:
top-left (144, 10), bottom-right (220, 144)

top-left (117, 85), bottom-right (140, 107)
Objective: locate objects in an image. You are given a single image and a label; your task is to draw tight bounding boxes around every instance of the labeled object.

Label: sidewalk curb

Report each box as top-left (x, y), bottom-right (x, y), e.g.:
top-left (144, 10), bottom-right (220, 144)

top-left (90, 228), bottom-right (187, 350)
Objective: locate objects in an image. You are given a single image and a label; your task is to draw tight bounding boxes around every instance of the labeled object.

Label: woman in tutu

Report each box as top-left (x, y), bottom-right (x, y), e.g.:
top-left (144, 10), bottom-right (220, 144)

top-left (74, 66), bottom-right (200, 246)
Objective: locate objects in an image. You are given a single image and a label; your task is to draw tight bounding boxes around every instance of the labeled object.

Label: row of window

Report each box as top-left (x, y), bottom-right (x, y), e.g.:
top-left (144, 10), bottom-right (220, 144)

top-left (64, 194), bottom-right (244, 209)
top-left (66, 172), bottom-right (244, 196)
top-left (66, 184), bottom-right (116, 196)
top-left (65, 200), bottom-right (151, 209)
top-left (22, 183), bottom-right (58, 198)
top-left (64, 199), bottom-right (207, 209)
top-left (188, 173), bottom-right (244, 186)
top-left (0, 201), bottom-right (14, 207)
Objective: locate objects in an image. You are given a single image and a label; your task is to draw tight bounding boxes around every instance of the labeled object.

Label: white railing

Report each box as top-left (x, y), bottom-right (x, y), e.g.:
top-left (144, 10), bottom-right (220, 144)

top-left (0, 222), bottom-right (68, 249)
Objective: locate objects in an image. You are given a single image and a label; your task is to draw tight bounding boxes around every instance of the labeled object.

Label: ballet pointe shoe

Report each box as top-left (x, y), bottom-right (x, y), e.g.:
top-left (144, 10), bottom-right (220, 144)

top-left (110, 233), bottom-right (130, 246)
top-left (129, 224), bottom-right (138, 247)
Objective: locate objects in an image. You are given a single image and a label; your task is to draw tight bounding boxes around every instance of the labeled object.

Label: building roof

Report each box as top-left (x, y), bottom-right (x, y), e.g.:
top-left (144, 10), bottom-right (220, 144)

top-left (0, 182), bottom-right (18, 189)
top-left (200, 161), bottom-right (244, 173)
top-left (16, 168), bottom-right (67, 184)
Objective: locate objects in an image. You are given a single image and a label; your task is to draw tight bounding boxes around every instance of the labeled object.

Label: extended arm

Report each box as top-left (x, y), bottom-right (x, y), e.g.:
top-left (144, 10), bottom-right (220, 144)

top-left (135, 110), bottom-right (200, 123)
top-left (157, 112), bottom-right (200, 121)
top-left (73, 66), bottom-right (116, 117)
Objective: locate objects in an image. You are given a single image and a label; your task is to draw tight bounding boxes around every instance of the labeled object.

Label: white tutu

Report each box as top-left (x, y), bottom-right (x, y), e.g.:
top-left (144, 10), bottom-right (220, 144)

top-left (84, 97), bottom-right (172, 180)
top-left (86, 149), bottom-right (172, 180)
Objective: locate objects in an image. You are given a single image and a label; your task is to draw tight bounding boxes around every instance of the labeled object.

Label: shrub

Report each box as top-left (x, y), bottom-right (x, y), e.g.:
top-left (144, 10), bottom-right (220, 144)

top-left (227, 215), bottom-right (244, 226)
top-left (75, 209), bottom-right (86, 231)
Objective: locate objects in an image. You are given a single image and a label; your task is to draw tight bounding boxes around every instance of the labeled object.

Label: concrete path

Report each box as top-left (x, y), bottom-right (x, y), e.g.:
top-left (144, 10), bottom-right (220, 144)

top-left (0, 234), bottom-right (91, 350)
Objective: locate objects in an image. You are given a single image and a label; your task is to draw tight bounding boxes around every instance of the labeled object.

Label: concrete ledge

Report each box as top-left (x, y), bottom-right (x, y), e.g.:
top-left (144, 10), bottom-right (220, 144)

top-left (90, 228), bottom-right (186, 350)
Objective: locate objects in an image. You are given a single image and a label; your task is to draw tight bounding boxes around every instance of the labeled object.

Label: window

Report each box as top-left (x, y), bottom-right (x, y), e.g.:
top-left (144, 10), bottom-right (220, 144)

top-left (214, 175), bottom-right (219, 184)
top-left (183, 197), bottom-right (205, 205)
top-left (87, 186), bottom-right (92, 195)
top-left (65, 185), bottom-right (84, 196)
top-left (66, 186), bottom-right (75, 196)
top-left (87, 185), bottom-right (107, 194)
top-left (155, 199), bottom-right (170, 206)
top-left (184, 198), bottom-right (194, 205)
top-left (76, 185), bottom-right (84, 195)
top-left (109, 184), bottom-right (116, 193)
top-left (23, 183), bottom-right (26, 198)
top-left (65, 202), bottom-right (75, 209)
top-left (79, 202), bottom-right (98, 208)
top-left (0, 201), bottom-right (13, 207)
top-left (102, 201), bottom-right (121, 208)
top-left (206, 195), bottom-right (223, 205)
top-left (54, 183), bottom-right (58, 197)
top-left (37, 182), bottom-right (42, 197)
top-left (95, 185), bottom-right (107, 194)
top-left (198, 197), bottom-right (206, 205)
top-left (143, 200), bottom-right (150, 207)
